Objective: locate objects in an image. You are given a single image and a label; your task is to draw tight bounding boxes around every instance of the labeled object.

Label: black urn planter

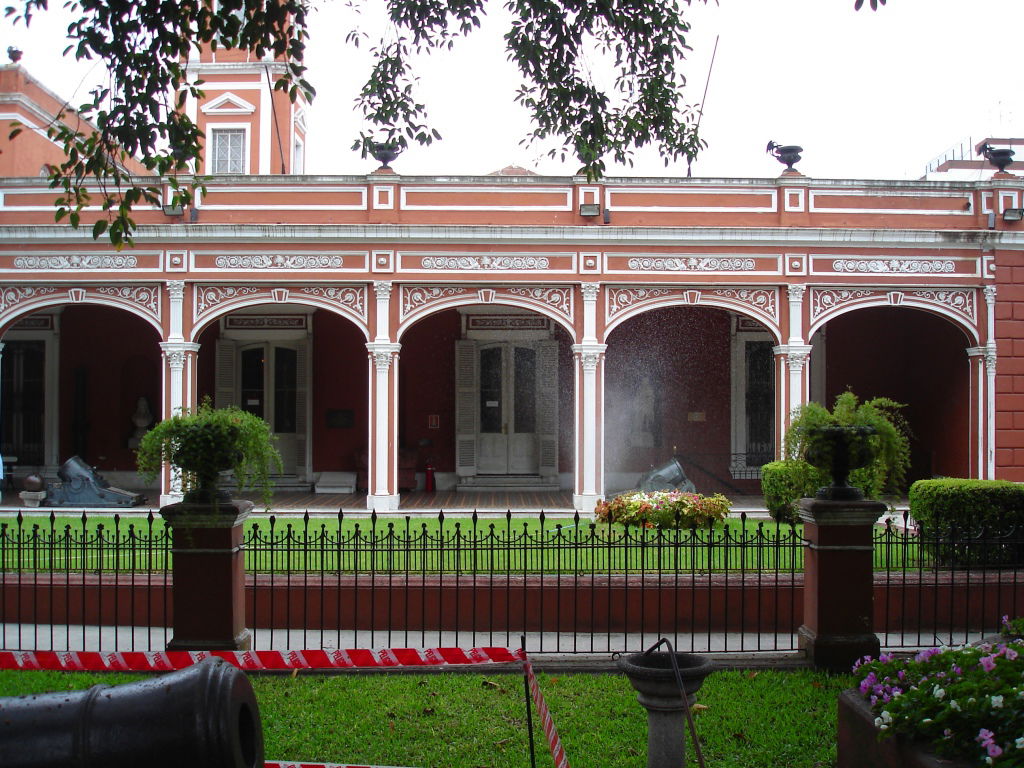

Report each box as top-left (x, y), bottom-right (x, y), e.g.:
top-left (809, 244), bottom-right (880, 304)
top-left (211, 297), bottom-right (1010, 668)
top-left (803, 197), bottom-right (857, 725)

top-left (617, 651), bottom-right (714, 768)
top-left (804, 425), bottom-right (877, 501)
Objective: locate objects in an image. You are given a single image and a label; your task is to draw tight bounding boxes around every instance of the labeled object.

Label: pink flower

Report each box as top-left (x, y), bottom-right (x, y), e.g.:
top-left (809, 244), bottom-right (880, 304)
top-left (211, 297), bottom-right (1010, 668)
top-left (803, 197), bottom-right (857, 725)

top-left (1005, 646), bottom-right (1019, 661)
top-left (987, 742), bottom-right (1003, 759)
top-left (977, 729), bottom-right (995, 746)
top-left (980, 655), bottom-right (997, 672)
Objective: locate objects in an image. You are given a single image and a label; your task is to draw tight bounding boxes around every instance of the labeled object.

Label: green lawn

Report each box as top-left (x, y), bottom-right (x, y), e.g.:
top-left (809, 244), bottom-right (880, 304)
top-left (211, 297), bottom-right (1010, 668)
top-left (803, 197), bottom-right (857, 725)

top-left (0, 512), bottom-right (927, 575)
top-left (0, 666), bottom-right (851, 768)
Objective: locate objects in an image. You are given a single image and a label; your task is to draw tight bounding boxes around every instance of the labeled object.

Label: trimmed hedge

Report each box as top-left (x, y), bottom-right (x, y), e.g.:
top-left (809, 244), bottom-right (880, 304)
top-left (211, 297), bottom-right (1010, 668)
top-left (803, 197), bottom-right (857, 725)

top-left (909, 478), bottom-right (1024, 535)
top-left (760, 460), bottom-right (825, 524)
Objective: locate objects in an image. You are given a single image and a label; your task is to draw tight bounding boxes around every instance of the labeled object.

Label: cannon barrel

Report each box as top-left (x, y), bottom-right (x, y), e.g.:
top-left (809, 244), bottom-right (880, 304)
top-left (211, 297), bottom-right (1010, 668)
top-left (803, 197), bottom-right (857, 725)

top-left (0, 657), bottom-right (263, 768)
top-left (58, 455), bottom-right (110, 488)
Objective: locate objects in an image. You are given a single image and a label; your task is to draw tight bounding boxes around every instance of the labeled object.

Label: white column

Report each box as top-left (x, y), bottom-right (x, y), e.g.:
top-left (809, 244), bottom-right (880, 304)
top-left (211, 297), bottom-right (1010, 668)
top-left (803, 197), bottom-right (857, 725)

top-left (984, 286), bottom-right (997, 479)
top-left (158, 341), bottom-right (201, 505)
top-left (366, 280), bottom-right (400, 510)
top-left (365, 342), bottom-right (401, 511)
top-left (572, 343), bottom-right (606, 513)
top-left (167, 280), bottom-right (185, 343)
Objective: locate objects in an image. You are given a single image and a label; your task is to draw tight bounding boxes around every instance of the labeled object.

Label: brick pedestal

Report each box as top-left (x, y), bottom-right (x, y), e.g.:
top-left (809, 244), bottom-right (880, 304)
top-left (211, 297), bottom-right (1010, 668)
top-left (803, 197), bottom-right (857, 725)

top-left (798, 497), bottom-right (883, 672)
top-left (161, 500), bottom-right (253, 651)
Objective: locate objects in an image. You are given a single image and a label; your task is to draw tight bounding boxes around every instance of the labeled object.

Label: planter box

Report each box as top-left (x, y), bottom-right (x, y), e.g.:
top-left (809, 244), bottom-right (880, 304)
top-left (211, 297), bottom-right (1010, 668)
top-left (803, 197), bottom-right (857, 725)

top-left (837, 689), bottom-right (971, 768)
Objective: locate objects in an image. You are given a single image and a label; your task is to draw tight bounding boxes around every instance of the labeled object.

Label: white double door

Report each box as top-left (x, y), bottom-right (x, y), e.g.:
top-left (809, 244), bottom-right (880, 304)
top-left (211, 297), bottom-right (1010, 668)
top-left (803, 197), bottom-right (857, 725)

top-left (456, 338), bottom-right (558, 480)
top-left (477, 342), bottom-right (539, 474)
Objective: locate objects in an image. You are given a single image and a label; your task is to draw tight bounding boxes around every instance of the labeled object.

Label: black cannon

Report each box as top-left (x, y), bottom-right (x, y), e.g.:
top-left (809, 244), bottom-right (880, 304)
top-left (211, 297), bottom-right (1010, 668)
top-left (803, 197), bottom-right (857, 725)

top-left (638, 457), bottom-right (697, 494)
top-left (43, 455), bottom-right (145, 507)
top-left (0, 657), bottom-right (263, 768)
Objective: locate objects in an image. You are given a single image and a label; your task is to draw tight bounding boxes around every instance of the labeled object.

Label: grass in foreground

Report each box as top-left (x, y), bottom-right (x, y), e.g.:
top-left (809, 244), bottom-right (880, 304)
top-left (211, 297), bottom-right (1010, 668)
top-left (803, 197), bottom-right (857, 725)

top-left (0, 667), bottom-right (850, 767)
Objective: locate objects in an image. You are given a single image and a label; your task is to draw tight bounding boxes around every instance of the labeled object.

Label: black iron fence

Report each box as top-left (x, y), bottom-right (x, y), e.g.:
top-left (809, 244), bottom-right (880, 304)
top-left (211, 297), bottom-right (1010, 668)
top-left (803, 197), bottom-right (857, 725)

top-left (0, 510), bottom-right (1020, 654)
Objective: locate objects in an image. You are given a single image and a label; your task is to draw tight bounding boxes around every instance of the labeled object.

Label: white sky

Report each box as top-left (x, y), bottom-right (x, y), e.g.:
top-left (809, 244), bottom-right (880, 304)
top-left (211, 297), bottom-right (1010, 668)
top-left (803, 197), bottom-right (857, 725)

top-left (3, 0), bottom-right (1021, 180)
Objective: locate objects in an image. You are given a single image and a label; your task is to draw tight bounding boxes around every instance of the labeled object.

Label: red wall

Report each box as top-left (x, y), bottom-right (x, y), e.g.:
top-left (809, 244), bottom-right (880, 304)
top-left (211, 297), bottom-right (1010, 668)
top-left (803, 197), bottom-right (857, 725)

top-left (824, 307), bottom-right (971, 481)
top-left (310, 311), bottom-right (369, 472)
top-left (996, 249), bottom-right (1024, 481)
top-left (58, 306), bottom-right (161, 471)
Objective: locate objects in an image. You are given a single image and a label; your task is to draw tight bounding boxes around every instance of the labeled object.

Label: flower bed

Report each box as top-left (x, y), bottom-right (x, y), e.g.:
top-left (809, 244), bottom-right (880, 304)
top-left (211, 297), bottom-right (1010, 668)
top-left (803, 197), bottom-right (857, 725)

top-left (848, 618), bottom-right (1024, 767)
top-left (594, 490), bottom-right (731, 529)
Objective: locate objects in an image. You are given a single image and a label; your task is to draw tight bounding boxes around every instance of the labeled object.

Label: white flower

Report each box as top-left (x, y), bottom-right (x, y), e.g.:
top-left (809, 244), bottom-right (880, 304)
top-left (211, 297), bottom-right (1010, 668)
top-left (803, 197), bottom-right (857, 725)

top-left (933, 685), bottom-right (946, 700)
top-left (992, 695), bottom-right (1004, 708)
top-left (1016, 737), bottom-right (1024, 750)
top-left (950, 700), bottom-right (961, 711)
top-left (922, 718), bottom-right (933, 724)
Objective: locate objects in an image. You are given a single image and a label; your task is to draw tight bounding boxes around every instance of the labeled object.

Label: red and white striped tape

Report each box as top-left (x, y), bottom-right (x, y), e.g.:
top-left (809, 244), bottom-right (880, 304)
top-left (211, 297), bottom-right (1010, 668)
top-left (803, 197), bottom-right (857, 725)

top-left (0, 647), bottom-right (525, 672)
top-left (0, 647), bottom-right (570, 767)
top-left (523, 659), bottom-right (571, 768)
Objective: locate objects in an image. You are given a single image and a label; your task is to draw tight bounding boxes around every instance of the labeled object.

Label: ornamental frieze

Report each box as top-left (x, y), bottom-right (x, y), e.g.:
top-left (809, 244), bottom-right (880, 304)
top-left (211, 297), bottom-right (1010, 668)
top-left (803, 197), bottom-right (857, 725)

top-left (606, 287), bottom-right (673, 319)
top-left (300, 286), bottom-right (367, 320)
top-left (908, 289), bottom-right (975, 322)
top-left (0, 286), bottom-right (56, 314)
top-left (420, 255), bottom-right (550, 270)
top-left (710, 288), bottom-right (778, 320)
top-left (195, 285), bottom-right (260, 317)
top-left (214, 254), bottom-right (344, 269)
top-left (831, 259), bottom-right (956, 274)
top-left (811, 287), bottom-right (976, 325)
top-left (810, 289), bottom-right (875, 319)
top-left (506, 287), bottom-right (573, 321)
top-left (14, 254), bottom-right (138, 270)
top-left (626, 256), bottom-right (756, 272)
top-left (401, 286), bottom-right (468, 319)
top-left (97, 286), bottom-right (160, 316)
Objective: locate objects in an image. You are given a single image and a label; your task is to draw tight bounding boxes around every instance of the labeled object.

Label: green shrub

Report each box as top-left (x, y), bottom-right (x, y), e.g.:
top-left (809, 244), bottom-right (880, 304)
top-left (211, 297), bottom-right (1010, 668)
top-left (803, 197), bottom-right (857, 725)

top-left (761, 460), bottom-right (826, 524)
top-left (909, 478), bottom-right (1024, 535)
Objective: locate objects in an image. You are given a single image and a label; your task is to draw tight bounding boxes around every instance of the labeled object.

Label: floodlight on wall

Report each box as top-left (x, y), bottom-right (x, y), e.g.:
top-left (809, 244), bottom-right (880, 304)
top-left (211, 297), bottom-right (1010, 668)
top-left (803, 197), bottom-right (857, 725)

top-left (1003, 208), bottom-right (1024, 222)
top-left (162, 203), bottom-right (184, 217)
top-left (579, 203), bottom-right (601, 217)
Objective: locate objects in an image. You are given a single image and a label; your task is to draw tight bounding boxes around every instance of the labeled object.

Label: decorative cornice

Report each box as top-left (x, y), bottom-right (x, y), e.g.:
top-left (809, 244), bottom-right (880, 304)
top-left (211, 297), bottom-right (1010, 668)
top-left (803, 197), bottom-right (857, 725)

top-left (214, 254), bottom-right (343, 269)
top-left (4, 224), bottom-right (1020, 250)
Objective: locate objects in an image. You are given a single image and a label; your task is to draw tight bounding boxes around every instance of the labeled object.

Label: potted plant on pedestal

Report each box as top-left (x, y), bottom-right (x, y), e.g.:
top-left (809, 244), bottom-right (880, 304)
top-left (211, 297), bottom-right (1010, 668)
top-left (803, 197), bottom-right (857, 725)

top-left (136, 399), bottom-right (281, 508)
top-left (135, 399), bottom-right (281, 651)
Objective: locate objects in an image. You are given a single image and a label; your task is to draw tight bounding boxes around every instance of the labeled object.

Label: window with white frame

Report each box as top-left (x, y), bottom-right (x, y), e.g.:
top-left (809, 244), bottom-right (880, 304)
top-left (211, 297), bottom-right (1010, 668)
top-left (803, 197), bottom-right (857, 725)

top-left (292, 136), bottom-right (305, 174)
top-left (210, 128), bottom-right (246, 174)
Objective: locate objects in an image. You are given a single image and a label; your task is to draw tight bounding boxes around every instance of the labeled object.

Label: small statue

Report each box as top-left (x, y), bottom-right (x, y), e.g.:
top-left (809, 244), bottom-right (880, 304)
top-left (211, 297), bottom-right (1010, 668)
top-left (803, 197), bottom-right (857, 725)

top-left (128, 396), bottom-right (154, 449)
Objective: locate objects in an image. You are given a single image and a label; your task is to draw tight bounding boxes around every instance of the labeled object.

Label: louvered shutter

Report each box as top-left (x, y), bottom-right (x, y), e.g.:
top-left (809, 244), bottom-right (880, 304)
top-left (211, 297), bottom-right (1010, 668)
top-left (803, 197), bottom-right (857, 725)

top-left (535, 339), bottom-right (559, 480)
top-left (215, 339), bottom-right (237, 408)
top-left (455, 340), bottom-right (478, 477)
top-left (294, 339), bottom-right (309, 480)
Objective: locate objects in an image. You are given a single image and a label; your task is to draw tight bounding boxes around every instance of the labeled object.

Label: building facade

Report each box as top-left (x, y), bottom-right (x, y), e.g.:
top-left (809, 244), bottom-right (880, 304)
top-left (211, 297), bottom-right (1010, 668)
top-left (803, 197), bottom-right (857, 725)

top-left (1, 58), bottom-right (1021, 511)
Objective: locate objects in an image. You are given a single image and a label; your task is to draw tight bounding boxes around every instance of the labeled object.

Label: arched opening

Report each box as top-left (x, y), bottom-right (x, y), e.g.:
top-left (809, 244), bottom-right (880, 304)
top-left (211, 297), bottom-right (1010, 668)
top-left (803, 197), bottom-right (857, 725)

top-left (812, 306), bottom-right (971, 481)
top-left (604, 306), bottom-right (772, 496)
top-left (398, 306), bottom-right (574, 492)
top-left (1, 305), bottom-right (161, 487)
